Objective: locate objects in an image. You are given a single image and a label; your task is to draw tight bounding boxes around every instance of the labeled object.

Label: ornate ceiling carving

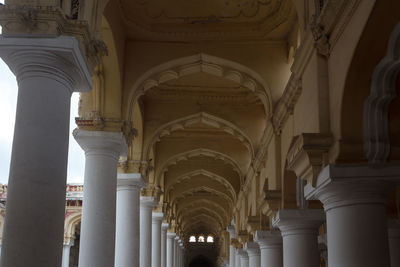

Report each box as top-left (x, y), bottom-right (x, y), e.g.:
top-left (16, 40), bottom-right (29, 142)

top-left (117, 0), bottom-right (297, 41)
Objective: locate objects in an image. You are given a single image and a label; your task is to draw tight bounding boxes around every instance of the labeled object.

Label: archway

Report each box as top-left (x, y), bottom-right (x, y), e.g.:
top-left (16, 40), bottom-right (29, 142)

top-left (189, 255), bottom-right (215, 267)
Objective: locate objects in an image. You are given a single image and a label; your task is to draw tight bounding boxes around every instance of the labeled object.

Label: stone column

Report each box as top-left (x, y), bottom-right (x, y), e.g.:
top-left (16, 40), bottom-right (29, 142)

top-left (61, 241), bottom-right (74, 267)
top-left (161, 223), bottom-right (169, 267)
top-left (273, 209), bottom-right (325, 267)
top-left (389, 220), bottom-right (400, 267)
top-left (254, 230), bottom-right (283, 267)
top-left (0, 36), bottom-right (91, 267)
top-left (174, 236), bottom-right (180, 267)
top-left (244, 242), bottom-right (260, 267)
top-left (140, 197), bottom-right (158, 267)
top-left (235, 248), bottom-right (242, 267)
top-left (239, 249), bottom-right (249, 267)
top-left (227, 225), bottom-right (236, 267)
top-left (305, 165), bottom-right (400, 267)
top-left (115, 173), bottom-right (145, 267)
top-left (167, 233), bottom-right (176, 267)
top-left (152, 213), bottom-right (164, 267)
top-left (74, 130), bottom-right (126, 267)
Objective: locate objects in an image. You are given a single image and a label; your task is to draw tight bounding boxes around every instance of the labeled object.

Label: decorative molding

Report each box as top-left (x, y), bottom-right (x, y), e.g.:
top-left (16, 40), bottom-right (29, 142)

top-left (272, 77), bottom-right (302, 134)
top-left (157, 148), bottom-right (243, 186)
top-left (0, 5), bottom-right (107, 70)
top-left (144, 112), bottom-right (255, 159)
top-left (245, 216), bottom-right (261, 234)
top-left (117, 0), bottom-right (296, 42)
top-left (167, 169), bottom-right (236, 202)
top-left (286, 133), bottom-right (332, 186)
top-left (126, 53), bottom-right (272, 122)
top-left (364, 22), bottom-right (400, 163)
top-left (178, 199), bottom-right (229, 224)
top-left (258, 184), bottom-right (281, 217)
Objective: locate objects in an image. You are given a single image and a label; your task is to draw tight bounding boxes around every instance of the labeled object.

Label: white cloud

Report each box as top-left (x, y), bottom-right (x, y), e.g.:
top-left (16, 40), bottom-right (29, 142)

top-left (0, 59), bottom-right (85, 184)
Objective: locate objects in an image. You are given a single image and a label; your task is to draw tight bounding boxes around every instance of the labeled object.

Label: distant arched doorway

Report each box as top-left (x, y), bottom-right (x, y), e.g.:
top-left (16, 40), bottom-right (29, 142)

top-left (189, 255), bottom-right (214, 267)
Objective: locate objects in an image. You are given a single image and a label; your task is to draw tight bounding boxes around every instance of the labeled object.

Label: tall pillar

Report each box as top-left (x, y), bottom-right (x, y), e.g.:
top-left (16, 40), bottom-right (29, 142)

top-left (273, 209), bottom-right (324, 267)
top-left (239, 250), bottom-right (249, 267)
top-left (305, 165), bottom-right (400, 267)
top-left (75, 130), bottom-right (126, 267)
top-left (167, 233), bottom-right (176, 267)
top-left (61, 241), bottom-right (74, 267)
top-left (174, 236), bottom-right (180, 267)
top-left (389, 220), bottom-right (400, 267)
top-left (152, 213), bottom-right (164, 267)
top-left (115, 173), bottom-right (145, 267)
top-left (227, 225), bottom-right (236, 267)
top-left (244, 242), bottom-right (260, 267)
top-left (161, 223), bottom-right (169, 267)
top-left (140, 197), bottom-right (157, 267)
top-left (235, 248), bottom-right (242, 267)
top-left (0, 36), bottom-right (91, 267)
top-left (254, 230), bottom-right (283, 267)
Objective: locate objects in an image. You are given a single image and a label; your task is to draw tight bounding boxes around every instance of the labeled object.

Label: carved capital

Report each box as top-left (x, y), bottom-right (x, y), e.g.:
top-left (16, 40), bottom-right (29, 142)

top-left (258, 183), bottom-right (281, 217)
top-left (286, 133), bottom-right (332, 186)
top-left (245, 216), bottom-right (261, 234)
top-left (0, 5), bottom-right (106, 70)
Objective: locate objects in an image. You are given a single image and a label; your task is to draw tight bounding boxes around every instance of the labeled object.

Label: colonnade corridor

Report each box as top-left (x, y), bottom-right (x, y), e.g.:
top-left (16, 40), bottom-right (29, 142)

top-left (0, 1), bottom-right (400, 267)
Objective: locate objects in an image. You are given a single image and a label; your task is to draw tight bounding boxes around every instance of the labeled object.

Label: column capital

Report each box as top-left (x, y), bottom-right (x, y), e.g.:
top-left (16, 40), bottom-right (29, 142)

top-left (238, 249), bottom-right (248, 259)
top-left (152, 212), bottom-right (165, 222)
top-left (0, 35), bottom-right (92, 93)
top-left (243, 242), bottom-right (260, 257)
top-left (167, 232), bottom-right (176, 239)
top-left (254, 230), bottom-right (282, 249)
top-left (305, 164), bottom-right (400, 211)
top-left (272, 209), bottom-right (325, 236)
top-left (140, 196), bottom-right (158, 209)
top-left (162, 222), bottom-right (169, 230)
top-left (73, 129), bottom-right (128, 159)
top-left (117, 173), bottom-right (146, 190)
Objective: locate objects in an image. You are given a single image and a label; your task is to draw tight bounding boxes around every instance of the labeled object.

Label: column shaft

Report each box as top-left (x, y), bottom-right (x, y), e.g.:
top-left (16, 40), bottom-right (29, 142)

top-left (61, 244), bottom-right (72, 267)
top-left (140, 197), bottom-right (157, 267)
top-left (389, 220), bottom-right (400, 267)
top-left (115, 173), bottom-right (145, 267)
top-left (75, 130), bottom-right (126, 267)
top-left (254, 231), bottom-right (283, 267)
top-left (273, 209), bottom-right (324, 267)
top-left (152, 213), bottom-right (164, 267)
top-left (161, 223), bottom-right (169, 267)
top-left (0, 36), bottom-right (91, 267)
top-left (305, 165), bottom-right (399, 267)
top-left (227, 225), bottom-right (236, 267)
top-left (167, 233), bottom-right (176, 267)
top-left (244, 242), bottom-right (260, 267)
top-left (235, 249), bottom-right (241, 267)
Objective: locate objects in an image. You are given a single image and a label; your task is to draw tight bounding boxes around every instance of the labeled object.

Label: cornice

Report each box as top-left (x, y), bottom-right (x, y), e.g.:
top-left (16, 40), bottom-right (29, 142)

top-left (286, 133), bottom-right (332, 186)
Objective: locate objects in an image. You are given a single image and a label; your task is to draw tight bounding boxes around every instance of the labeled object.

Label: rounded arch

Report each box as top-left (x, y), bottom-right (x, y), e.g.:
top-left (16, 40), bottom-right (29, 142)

top-left (177, 199), bottom-right (230, 224)
top-left (144, 112), bottom-right (254, 160)
top-left (180, 208), bottom-right (225, 229)
top-left (125, 53), bottom-right (273, 122)
top-left (157, 148), bottom-right (243, 186)
top-left (172, 186), bottom-right (234, 209)
top-left (64, 212), bottom-right (82, 244)
top-left (338, 1), bottom-right (400, 162)
top-left (167, 169), bottom-right (236, 202)
top-left (364, 21), bottom-right (400, 163)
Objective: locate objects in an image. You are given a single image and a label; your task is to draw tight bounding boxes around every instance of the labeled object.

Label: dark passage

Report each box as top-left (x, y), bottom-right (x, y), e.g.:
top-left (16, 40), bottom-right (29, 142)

top-left (189, 255), bottom-right (214, 267)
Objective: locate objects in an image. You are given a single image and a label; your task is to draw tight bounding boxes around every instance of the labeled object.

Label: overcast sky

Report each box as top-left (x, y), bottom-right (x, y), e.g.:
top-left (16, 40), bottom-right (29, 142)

top-left (0, 59), bottom-right (85, 184)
